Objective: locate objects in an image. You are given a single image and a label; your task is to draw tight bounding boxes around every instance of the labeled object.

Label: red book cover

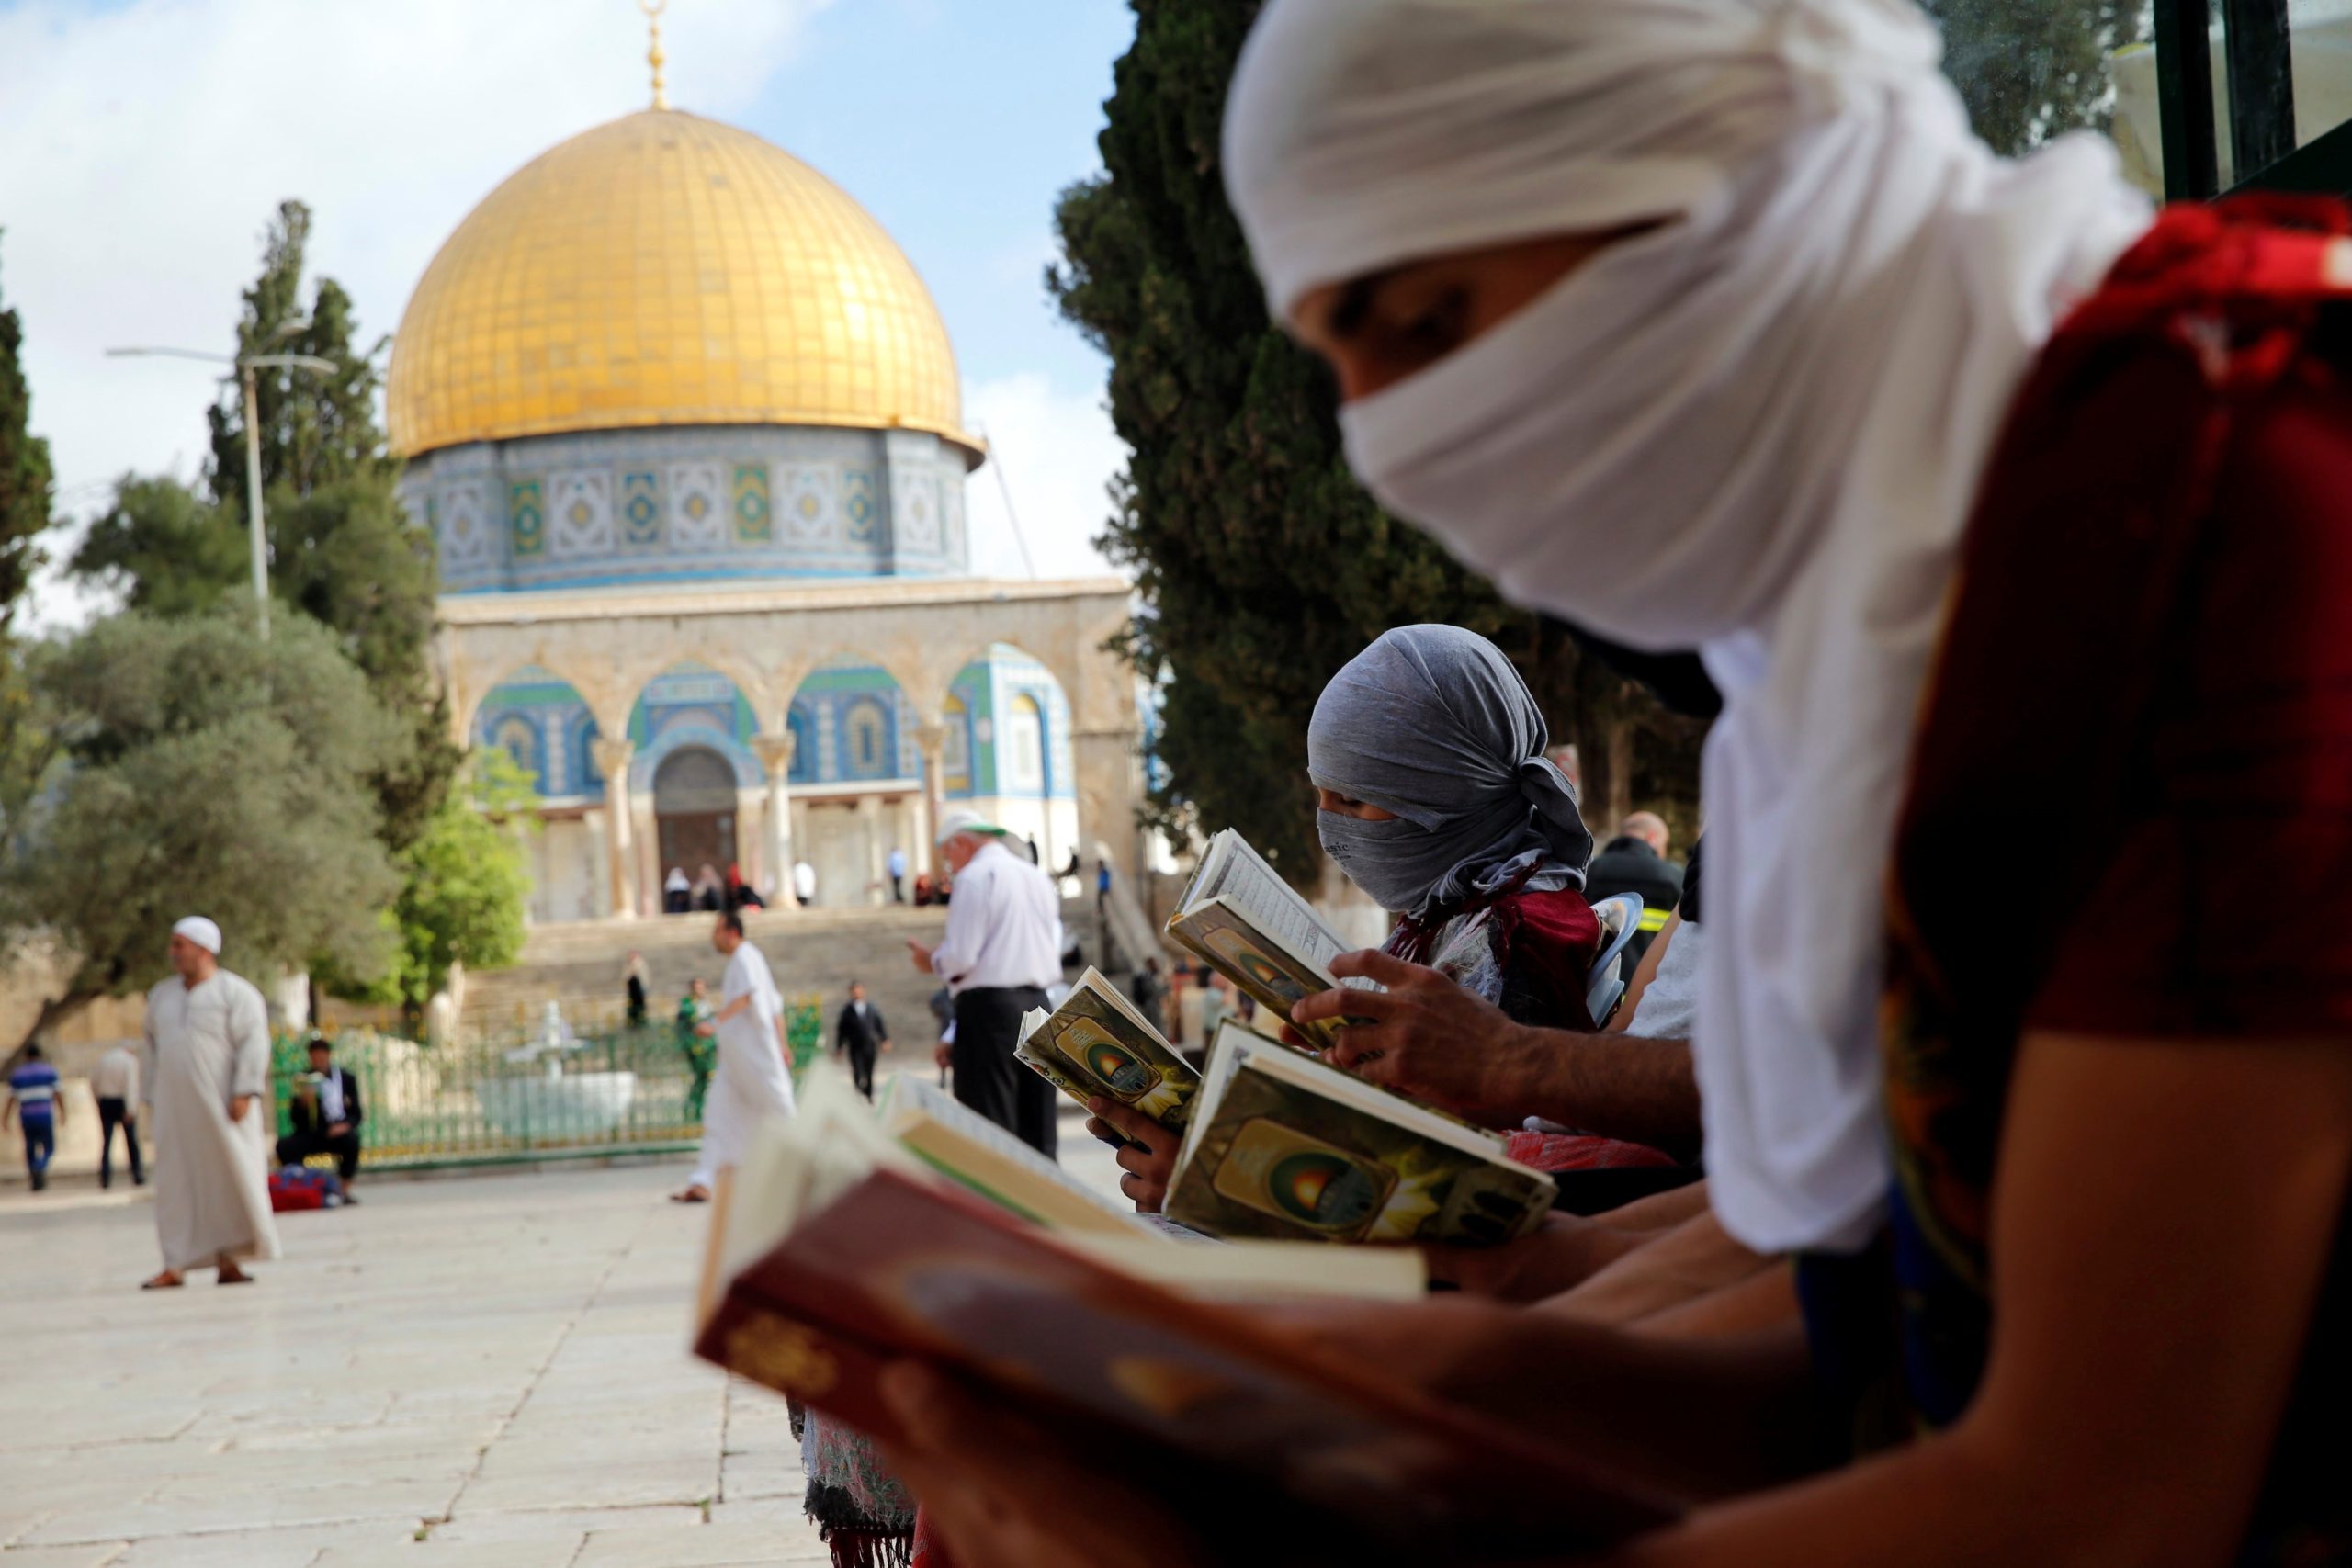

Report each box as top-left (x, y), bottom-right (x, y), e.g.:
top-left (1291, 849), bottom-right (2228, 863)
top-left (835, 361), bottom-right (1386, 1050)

top-left (695, 1167), bottom-right (1685, 1558)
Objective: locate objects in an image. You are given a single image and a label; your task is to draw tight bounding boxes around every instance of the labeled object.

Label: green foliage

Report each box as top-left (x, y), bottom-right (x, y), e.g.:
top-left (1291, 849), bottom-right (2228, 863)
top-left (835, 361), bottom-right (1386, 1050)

top-left (70, 477), bottom-right (245, 615)
top-left (1052, 1), bottom-right (1663, 876)
top-left (1922, 0), bottom-right (2146, 157)
top-left (0, 612), bottom-right (402, 1037)
top-left (67, 200), bottom-right (458, 851)
top-left (206, 201), bottom-right (391, 517)
top-left (0, 233), bottom-right (52, 637)
top-left (326, 750), bottom-right (536, 1015)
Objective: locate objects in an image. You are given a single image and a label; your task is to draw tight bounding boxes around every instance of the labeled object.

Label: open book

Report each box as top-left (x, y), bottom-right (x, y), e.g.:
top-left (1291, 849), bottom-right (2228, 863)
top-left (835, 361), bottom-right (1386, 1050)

top-left (1166, 829), bottom-right (1376, 1047)
top-left (1166, 1021), bottom-right (1556, 1247)
top-left (1017, 967), bottom-right (1202, 1144)
top-left (694, 1075), bottom-right (1679, 1556)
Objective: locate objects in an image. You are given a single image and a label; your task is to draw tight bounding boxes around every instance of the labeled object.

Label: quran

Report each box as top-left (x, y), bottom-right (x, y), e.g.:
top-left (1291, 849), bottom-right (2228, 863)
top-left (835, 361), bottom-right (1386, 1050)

top-left (693, 1075), bottom-right (1679, 1557)
top-left (1166, 1020), bottom-right (1556, 1247)
top-left (1165, 829), bottom-right (1376, 1048)
top-left (1016, 967), bottom-right (1202, 1145)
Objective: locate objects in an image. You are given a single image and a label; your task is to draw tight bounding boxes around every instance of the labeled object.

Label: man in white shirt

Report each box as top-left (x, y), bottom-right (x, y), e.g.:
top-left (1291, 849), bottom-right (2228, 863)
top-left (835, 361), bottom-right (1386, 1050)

top-left (909, 808), bottom-right (1064, 1155)
top-left (674, 911), bottom-right (797, 1202)
top-left (887, 845), bottom-right (909, 904)
top-left (91, 1042), bottom-right (144, 1189)
top-left (792, 859), bottom-right (818, 908)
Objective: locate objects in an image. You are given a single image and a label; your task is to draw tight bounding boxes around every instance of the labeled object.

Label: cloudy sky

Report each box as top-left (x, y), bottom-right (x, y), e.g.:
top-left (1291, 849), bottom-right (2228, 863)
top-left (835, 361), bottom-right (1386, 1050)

top-left (0, 0), bottom-right (1137, 630)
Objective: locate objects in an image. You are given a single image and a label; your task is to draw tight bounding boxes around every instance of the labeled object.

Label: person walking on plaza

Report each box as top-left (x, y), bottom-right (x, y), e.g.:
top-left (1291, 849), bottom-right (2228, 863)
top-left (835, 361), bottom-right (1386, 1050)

top-left (675, 976), bottom-right (716, 1121)
top-left (623, 951), bottom-right (650, 1025)
top-left (673, 912), bottom-right (795, 1203)
top-left (887, 845), bottom-right (908, 904)
top-left (910, 808), bottom-right (1063, 1156)
top-left (1130, 955), bottom-right (1169, 1037)
top-left (140, 917), bottom-right (278, 1288)
top-left (276, 1034), bottom-right (364, 1199)
top-left (1583, 810), bottom-right (1684, 965)
top-left (91, 1042), bottom-right (143, 1189)
top-left (834, 981), bottom-right (892, 1101)
top-left (5, 1044), bottom-right (62, 1192)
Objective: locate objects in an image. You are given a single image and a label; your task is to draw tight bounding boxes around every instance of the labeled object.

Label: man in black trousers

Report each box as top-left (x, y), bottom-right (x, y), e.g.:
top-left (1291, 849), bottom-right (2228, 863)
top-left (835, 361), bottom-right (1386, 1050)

top-left (833, 980), bottom-right (892, 1100)
top-left (277, 1034), bottom-right (364, 1199)
top-left (909, 809), bottom-right (1065, 1156)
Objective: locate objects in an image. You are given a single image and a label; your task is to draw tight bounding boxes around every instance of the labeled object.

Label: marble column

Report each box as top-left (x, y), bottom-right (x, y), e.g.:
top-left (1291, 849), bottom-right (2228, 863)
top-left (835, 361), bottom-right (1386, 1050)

top-left (752, 731), bottom-right (797, 913)
top-left (856, 794), bottom-right (887, 905)
top-left (912, 720), bottom-right (948, 874)
top-left (590, 737), bottom-right (639, 919)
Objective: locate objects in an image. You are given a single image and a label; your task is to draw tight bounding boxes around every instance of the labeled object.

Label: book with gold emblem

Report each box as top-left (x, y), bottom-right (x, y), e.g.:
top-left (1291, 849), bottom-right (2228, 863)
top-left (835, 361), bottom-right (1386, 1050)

top-left (1015, 967), bottom-right (1202, 1142)
top-left (1164, 829), bottom-right (1381, 1048)
top-left (1165, 1021), bottom-right (1555, 1247)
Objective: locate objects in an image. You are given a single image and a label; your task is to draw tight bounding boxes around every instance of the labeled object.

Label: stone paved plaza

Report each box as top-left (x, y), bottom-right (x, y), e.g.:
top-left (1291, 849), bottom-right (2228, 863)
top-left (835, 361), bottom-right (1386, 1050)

top-left (0, 1077), bottom-right (1119, 1567)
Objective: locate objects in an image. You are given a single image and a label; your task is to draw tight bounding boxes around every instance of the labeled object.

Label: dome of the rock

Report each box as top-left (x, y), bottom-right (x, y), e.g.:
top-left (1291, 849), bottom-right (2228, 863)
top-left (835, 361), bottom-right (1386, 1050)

top-left (387, 108), bottom-right (977, 463)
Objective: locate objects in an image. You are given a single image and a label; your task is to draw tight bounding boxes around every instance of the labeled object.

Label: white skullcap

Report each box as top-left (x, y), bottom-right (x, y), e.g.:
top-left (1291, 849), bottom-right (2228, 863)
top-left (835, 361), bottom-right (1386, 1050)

top-left (172, 916), bottom-right (222, 954)
top-left (933, 807), bottom-right (1004, 846)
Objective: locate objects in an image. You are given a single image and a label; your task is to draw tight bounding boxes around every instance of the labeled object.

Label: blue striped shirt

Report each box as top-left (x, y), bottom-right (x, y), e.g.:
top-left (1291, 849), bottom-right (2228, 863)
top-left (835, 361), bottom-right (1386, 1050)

top-left (9, 1063), bottom-right (58, 1123)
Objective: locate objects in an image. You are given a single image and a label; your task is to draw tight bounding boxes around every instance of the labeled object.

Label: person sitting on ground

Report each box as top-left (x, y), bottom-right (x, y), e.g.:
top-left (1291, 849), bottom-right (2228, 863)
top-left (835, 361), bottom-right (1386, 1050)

top-left (5, 1043), bottom-right (62, 1193)
top-left (727, 863), bottom-right (765, 911)
top-left (1584, 811), bottom-right (1683, 967)
top-left (664, 864), bottom-right (692, 915)
top-left (276, 1034), bottom-right (364, 1201)
top-left (692, 863), bottom-right (725, 912)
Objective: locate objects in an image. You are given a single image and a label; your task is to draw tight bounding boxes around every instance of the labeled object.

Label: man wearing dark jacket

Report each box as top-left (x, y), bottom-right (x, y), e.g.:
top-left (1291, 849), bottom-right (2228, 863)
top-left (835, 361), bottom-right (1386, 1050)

top-left (277, 1034), bottom-right (364, 1194)
top-left (1582, 811), bottom-right (1684, 966)
top-left (834, 982), bottom-right (891, 1100)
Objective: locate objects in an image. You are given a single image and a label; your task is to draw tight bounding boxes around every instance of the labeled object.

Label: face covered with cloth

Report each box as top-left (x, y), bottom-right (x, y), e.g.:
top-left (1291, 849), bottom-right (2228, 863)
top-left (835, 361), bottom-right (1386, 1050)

top-left (1224, 0), bottom-right (2149, 1254)
top-left (1309, 623), bottom-right (1593, 919)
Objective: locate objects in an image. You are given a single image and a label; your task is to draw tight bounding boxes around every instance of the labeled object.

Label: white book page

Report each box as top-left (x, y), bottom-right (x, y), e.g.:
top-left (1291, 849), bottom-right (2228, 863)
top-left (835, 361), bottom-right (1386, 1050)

top-left (884, 1072), bottom-right (1144, 1228)
top-left (1193, 831), bottom-right (1350, 971)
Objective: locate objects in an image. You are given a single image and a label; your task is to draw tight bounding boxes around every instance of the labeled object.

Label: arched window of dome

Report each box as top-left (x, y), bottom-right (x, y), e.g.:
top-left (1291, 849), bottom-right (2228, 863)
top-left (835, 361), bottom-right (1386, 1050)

top-left (844, 698), bottom-right (892, 781)
top-left (1004, 694), bottom-right (1046, 795)
top-left (942, 694), bottom-right (972, 793)
top-left (492, 715), bottom-right (541, 788)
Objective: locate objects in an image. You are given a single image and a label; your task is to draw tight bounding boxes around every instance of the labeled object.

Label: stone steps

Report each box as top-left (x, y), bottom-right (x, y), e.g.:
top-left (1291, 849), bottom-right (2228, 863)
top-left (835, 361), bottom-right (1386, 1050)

top-left (461, 898), bottom-right (1130, 1046)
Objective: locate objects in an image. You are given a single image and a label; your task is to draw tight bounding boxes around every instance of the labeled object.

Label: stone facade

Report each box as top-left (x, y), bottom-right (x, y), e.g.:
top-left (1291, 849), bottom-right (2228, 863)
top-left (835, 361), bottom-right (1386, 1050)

top-left (436, 575), bottom-right (1139, 923)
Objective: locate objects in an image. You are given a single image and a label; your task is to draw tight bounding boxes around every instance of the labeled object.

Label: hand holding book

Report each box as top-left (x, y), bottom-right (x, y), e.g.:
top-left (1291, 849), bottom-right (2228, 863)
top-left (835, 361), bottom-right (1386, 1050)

top-left (1291, 946), bottom-right (1537, 1130)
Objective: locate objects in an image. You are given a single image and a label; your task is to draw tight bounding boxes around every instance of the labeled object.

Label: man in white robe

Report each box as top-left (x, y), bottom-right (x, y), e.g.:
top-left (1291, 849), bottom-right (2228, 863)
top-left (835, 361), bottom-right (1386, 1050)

top-left (673, 910), bottom-right (796, 1201)
top-left (139, 916), bottom-right (280, 1288)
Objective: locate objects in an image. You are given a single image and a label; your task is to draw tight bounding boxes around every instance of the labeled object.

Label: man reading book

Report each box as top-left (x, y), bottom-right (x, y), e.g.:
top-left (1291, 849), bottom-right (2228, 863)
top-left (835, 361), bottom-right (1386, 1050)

top-left (910, 809), bottom-right (1065, 1156)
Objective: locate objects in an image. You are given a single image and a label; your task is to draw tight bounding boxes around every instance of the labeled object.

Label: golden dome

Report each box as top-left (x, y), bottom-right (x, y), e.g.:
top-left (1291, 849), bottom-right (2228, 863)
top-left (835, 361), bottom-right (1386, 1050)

top-left (387, 109), bottom-right (978, 464)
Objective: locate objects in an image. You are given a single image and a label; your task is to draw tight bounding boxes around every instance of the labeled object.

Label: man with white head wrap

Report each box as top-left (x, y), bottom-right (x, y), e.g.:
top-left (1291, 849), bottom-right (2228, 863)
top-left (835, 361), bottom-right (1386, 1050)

top-left (868, 2), bottom-right (2352, 1564)
top-left (139, 916), bottom-right (280, 1288)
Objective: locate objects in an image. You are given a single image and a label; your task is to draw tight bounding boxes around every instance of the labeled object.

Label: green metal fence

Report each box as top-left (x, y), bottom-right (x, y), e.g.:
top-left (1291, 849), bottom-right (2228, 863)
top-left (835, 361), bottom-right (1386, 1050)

top-left (270, 997), bottom-right (825, 1171)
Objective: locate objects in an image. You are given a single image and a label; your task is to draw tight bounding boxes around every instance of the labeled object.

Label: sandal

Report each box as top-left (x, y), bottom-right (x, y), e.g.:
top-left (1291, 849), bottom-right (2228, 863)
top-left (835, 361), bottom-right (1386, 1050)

top-left (140, 1272), bottom-right (184, 1290)
top-left (670, 1185), bottom-right (711, 1204)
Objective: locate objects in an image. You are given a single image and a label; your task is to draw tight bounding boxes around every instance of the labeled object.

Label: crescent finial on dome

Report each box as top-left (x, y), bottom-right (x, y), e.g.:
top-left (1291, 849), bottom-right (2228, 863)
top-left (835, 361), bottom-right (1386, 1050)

top-left (639, 0), bottom-right (671, 111)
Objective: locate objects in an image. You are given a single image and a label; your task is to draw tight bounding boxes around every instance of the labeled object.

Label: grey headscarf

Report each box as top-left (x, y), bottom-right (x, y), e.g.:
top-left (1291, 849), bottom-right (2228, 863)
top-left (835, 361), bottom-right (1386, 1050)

top-left (1308, 625), bottom-right (1593, 917)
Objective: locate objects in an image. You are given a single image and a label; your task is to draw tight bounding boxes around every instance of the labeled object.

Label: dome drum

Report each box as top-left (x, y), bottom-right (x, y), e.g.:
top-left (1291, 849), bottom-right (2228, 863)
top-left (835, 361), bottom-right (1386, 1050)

top-left (402, 423), bottom-right (970, 592)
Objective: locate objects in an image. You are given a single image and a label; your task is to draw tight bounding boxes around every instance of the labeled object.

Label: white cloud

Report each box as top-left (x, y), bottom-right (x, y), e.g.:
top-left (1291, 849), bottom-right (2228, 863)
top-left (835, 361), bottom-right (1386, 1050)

top-left (961, 371), bottom-right (1127, 582)
top-left (2, 0), bottom-right (827, 633)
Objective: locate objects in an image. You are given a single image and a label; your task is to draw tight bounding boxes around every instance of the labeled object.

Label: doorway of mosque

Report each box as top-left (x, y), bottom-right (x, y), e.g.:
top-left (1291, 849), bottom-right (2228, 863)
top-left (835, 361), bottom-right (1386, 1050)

top-left (653, 746), bottom-right (739, 887)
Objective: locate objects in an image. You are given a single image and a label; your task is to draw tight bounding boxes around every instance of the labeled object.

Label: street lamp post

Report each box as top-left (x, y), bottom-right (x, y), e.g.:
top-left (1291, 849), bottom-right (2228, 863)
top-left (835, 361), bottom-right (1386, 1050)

top-left (107, 343), bottom-right (336, 638)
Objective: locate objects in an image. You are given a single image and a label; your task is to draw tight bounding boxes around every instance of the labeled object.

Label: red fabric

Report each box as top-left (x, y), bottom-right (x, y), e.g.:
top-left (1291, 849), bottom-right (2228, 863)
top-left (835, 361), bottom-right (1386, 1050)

top-left (1871, 201), bottom-right (2352, 1552)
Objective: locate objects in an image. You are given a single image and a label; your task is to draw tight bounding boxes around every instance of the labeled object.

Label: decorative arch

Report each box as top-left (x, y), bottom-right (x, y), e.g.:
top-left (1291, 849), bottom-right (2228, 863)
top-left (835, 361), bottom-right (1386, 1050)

top-left (469, 662), bottom-right (601, 800)
top-left (627, 660), bottom-right (765, 788)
